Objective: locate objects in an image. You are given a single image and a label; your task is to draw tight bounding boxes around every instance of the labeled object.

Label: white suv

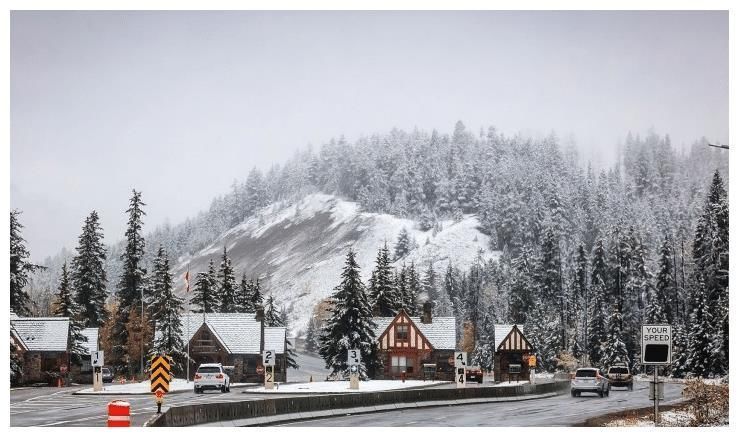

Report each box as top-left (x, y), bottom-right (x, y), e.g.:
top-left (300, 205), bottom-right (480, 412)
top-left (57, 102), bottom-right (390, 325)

top-left (194, 363), bottom-right (231, 393)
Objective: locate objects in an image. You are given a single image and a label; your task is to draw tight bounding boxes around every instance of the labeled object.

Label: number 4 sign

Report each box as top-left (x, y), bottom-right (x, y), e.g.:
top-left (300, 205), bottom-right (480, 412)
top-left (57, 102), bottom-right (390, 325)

top-left (454, 351), bottom-right (467, 387)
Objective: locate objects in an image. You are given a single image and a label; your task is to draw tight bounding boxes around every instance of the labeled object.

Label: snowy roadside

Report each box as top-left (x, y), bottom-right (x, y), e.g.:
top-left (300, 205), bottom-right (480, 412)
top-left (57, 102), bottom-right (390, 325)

top-left (74, 379), bottom-right (254, 395)
top-left (243, 379), bottom-right (447, 394)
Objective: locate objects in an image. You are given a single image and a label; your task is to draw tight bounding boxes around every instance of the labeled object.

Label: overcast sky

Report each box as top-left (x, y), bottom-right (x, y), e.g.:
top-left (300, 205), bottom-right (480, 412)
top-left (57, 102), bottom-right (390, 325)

top-left (10, 10), bottom-right (728, 261)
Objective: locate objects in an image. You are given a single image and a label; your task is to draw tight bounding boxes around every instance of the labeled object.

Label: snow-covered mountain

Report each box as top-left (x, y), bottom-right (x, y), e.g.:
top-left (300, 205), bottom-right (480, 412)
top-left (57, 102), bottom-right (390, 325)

top-left (172, 193), bottom-right (499, 335)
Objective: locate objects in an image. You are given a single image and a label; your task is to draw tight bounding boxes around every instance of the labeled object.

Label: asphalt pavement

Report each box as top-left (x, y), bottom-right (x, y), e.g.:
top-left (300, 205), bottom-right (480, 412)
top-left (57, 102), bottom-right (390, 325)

top-left (276, 380), bottom-right (685, 427)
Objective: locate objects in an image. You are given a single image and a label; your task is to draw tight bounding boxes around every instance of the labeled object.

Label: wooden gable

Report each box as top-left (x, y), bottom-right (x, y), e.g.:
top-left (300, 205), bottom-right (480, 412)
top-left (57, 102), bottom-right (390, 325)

top-left (497, 325), bottom-right (532, 352)
top-left (377, 310), bottom-right (434, 351)
top-left (190, 322), bottom-right (230, 355)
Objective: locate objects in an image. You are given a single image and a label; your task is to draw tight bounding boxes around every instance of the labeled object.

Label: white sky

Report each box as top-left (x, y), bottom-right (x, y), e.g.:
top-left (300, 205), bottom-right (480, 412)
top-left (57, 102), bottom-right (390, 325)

top-left (10, 10), bottom-right (729, 260)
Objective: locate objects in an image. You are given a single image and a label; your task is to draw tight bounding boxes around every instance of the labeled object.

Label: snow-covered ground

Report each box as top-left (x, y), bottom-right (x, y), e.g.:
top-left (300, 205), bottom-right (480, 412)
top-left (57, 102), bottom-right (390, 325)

top-left (75, 378), bottom-right (251, 395)
top-left (173, 193), bottom-right (500, 334)
top-left (244, 379), bottom-right (445, 394)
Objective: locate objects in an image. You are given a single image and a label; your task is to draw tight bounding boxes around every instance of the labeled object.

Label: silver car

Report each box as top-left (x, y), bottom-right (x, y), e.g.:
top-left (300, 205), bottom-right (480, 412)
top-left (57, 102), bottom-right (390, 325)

top-left (571, 367), bottom-right (610, 398)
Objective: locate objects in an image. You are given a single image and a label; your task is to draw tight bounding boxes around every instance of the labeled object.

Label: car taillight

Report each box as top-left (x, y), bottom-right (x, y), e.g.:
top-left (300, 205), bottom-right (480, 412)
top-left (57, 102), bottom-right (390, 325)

top-left (194, 373), bottom-right (202, 380)
top-left (216, 373), bottom-right (224, 379)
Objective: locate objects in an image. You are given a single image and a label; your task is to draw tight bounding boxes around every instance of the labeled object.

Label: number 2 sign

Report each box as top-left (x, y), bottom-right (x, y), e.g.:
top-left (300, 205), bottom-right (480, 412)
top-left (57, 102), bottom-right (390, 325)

top-left (263, 350), bottom-right (275, 366)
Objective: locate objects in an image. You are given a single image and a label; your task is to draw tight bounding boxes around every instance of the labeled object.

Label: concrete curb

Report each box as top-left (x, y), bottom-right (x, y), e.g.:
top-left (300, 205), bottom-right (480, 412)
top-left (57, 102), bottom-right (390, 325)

top-left (73, 383), bottom-right (257, 396)
top-left (196, 391), bottom-right (565, 426)
top-left (240, 380), bottom-right (451, 395)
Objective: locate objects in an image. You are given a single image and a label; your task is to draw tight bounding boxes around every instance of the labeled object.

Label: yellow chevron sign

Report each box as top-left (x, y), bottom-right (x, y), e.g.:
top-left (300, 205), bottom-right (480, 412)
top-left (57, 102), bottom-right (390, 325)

top-left (150, 355), bottom-right (171, 394)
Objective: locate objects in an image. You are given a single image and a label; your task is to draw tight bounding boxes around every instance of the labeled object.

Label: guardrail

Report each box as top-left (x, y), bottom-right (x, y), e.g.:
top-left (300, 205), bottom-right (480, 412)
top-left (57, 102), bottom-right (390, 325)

top-left (147, 380), bottom-right (569, 427)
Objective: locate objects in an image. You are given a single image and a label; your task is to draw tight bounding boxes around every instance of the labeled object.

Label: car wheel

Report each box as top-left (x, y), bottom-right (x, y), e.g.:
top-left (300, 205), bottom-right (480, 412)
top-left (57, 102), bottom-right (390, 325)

top-left (571, 390), bottom-right (576, 397)
top-left (221, 385), bottom-right (226, 393)
top-left (629, 383), bottom-right (633, 391)
top-left (599, 389), bottom-right (604, 398)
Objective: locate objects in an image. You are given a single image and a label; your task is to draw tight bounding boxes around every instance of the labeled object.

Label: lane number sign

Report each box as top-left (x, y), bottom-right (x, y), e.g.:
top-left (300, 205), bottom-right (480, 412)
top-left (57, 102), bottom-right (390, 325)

top-left (91, 350), bottom-right (104, 367)
top-left (641, 325), bottom-right (672, 365)
top-left (454, 351), bottom-right (467, 386)
top-left (454, 351), bottom-right (467, 367)
top-left (347, 349), bottom-right (361, 365)
top-left (263, 350), bottom-right (275, 366)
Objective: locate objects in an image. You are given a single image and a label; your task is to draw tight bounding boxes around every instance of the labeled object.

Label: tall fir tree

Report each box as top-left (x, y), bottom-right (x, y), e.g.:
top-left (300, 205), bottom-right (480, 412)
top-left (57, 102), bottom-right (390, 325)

top-left (319, 249), bottom-right (379, 378)
top-left (53, 261), bottom-right (88, 363)
top-left (263, 295), bottom-right (299, 369)
top-left (237, 273), bottom-right (255, 313)
top-left (368, 243), bottom-right (398, 316)
top-left (601, 305), bottom-right (629, 368)
top-left (394, 227), bottom-right (411, 260)
top-left (251, 277), bottom-right (264, 309)
top-left (587, 240), bottom-right (609, 366)
top-left (72, 211), bottom-right (108, 327)
top-left (654, 236), bottom-right (675, 324)
top-left (685, 280), bottom-right (713, 377)
top-left (10, 210), bottom-right (42, 315)
top-left (112, 190), bottom-right (147, 371)
top-left (422, 261), bottom-right (439, 303)
top-left (218, 247), bottom-right (238, 312)
top-left (190, 259), bottom-right (218, 313)
top-left (148, 247), bottom-right (188, 373)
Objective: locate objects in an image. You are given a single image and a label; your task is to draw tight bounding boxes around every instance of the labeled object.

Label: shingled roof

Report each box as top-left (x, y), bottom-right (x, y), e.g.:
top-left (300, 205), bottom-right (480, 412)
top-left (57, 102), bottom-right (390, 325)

top-left (264, 327), bottom-right (287, 354)
top-left (80, 328), bottom-right (99, 355)
top-left (494, 324), bottom-right (530, 351)
top-left (170, 313), bottom-right (285, 355)
top-left (373, 313), bottom-right (457, 350)
top-left (11, 317), bottom-right (70, 352)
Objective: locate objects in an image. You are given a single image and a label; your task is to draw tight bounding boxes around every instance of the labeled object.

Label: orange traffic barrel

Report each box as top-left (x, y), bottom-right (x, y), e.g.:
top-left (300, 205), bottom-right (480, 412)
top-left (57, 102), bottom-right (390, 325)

top-left (107, 400), bottom-right (130, 427)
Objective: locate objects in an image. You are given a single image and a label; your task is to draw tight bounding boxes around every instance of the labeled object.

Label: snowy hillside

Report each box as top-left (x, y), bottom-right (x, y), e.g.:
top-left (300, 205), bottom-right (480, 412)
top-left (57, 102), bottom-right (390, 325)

top-left (172, 193), bottom-right (499, 334)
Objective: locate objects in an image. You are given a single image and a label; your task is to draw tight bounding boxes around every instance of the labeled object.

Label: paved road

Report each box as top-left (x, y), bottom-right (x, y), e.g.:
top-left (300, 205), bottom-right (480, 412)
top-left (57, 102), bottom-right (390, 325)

top-left (277, 380), bottom-right (685, 427)
top-left (10, 384), bottom-right (304, 427)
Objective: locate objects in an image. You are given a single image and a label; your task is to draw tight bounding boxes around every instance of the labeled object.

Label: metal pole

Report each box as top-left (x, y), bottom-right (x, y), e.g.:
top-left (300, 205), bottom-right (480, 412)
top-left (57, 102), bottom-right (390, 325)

top-left (141, 287), bottom-right (144, 378)
top-left (654, 365), bottom-right (659, 425)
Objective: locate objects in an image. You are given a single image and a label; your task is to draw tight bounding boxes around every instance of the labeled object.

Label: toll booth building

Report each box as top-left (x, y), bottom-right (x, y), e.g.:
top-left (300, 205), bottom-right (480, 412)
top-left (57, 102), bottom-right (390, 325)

top-left (177, 312), bottom-right (287, 383)
top-left (373, 306), bottom-right (456, 381)
top-left (10, 312), bottom-right (70, 384)
top-left (493, 324), bottom-right (533, 382)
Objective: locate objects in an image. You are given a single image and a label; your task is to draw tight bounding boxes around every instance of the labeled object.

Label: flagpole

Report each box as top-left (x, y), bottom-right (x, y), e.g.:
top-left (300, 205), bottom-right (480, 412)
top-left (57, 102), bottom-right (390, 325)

top-left (186, 264), bottom-right (191, 382)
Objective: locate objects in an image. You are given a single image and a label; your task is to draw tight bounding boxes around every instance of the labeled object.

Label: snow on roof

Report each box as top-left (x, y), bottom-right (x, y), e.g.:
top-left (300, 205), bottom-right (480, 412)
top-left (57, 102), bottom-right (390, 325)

top-left (176, 313), bottom-right (263, 355)
top-left (80, 328), bottom-right (99, 355)
top-left (373, 314), bottom-right (457, 350)
top-left (11, 317), bottom-right (70, 352)
top-left (264, 327), bottom-right (286, 354)
top-left (11, 325), bottom-right (28, 351)
top-left (494, 324), bottom-right (525, 350)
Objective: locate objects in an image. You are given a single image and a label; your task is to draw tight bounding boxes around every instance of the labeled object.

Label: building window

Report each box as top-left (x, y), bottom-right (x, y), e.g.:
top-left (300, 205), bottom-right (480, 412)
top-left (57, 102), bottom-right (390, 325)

top-left (396, 325), bottom-right (409, 342)
top-left (390, 356), bottom-right (414, 374)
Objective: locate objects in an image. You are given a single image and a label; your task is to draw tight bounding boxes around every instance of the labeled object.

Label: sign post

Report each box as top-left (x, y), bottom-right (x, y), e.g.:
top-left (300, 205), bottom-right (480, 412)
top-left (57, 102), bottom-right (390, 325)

top-left (91, 351), bottom-right (105, 392)
top-left (150, 354), bottom-right (171, 413)
top-left (454, 351), bottom-right (467, 388)
top-left (347, 349), bottom-right (360, 390)
top-left (263, 350), bottom-right (275, 390)
top-left (642, 324), bottom-right (672, 425)
top-left (528, 355), bottom-right (537, 384)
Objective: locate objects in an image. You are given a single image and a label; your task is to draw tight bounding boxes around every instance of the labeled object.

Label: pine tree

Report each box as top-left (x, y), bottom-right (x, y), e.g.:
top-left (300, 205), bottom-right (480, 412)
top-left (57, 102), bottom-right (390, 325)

top-left (319, 249), bottom-right (379, 378)
top-left (601, 305), bottom-right (629, 369)
top-left (10, 210), bottom-right (43, 316)
top-left (304, 317), bottom-right (321, 354)
top-left (405, 261), bottom-right (421, 316)
top-left (508, 245), bottom-right (534, 324)
top-left (471, 307), bottom-right (496, 371)
top-left (394, 227), bottom-right (411, 260)
top-left (587, 240), bottom-right (609, 366)
top-left (422, 261), bottom-right (438, 303)
top-left (573, 244), bottom-right (589, 359)
top-left (263, 295), bottom-right (299, 369)
top-left (368, 243), bottom-right (398, 316)
top-left (112, 190), bottom-right (147, 371)
top-left (190, 259), bottom-right (218, 313)
top-left (217, 247), bottom-right (238, 313)
top-left (53, 261), bottom-right (88, 363)
top-left (251, 277), bottom-right (264, 309)
top-left (685, 280), bottom-right (713, 378)
top-left (237, 273), bottom-right (255, 313)
top-left (72, 211), bottom-right (108, 327)
top-left (148, 247), bottom-right (188, 373)
top-left (655, 236), bottom-right (675, 324)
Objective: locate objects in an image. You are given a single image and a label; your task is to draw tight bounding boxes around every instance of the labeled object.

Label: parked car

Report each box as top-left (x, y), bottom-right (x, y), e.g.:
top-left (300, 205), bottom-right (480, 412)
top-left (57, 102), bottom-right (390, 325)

top-left (466, 366), bottom-right (484, 383)
top-left (570, 367), bottom-right (610, 398)
top-left (606, 363), bottom-right (633, 390)
top-left (101, 367), bottom-right (114, 383)
top-left (194, 363), bottom-right (230, 393)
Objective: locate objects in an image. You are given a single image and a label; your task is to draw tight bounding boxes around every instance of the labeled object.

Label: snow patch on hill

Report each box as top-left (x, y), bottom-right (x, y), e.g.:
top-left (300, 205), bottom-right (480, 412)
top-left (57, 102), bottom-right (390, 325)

top-left (173, 193), bottom-right (499, 335)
